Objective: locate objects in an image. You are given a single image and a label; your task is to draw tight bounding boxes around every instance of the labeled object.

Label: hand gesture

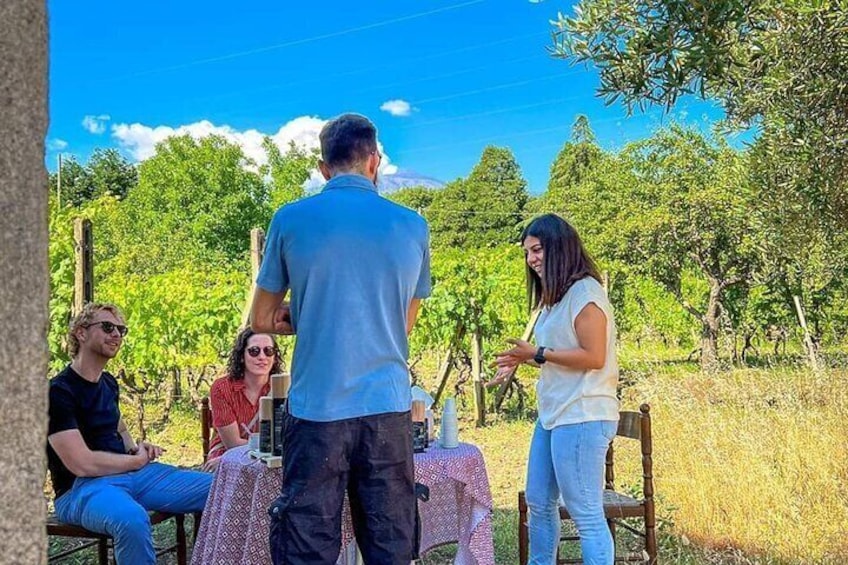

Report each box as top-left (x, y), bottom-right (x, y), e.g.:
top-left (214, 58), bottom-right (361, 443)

top-left (131, 440), bottom-right (165, 461)
top-left (273, 302), bottom-right (294, 335)
top-left (128, 443), bottom-right (151, 469)
top-left (144, 441), bottom-right (165, 461)
top-left (486, 366), bottom-right (513, 389)
top-left (201, 458), bottom-right (221, 473)
top-left (492, 338), bottom-right (536, 370)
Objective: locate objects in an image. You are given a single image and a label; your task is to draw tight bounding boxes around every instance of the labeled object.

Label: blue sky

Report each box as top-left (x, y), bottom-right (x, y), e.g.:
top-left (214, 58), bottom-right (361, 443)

top-left (47, 0), bottom-right (725, 193)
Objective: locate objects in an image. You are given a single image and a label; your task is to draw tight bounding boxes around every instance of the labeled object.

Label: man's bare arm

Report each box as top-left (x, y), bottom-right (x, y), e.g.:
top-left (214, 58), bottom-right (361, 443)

top-left (48, 429), bottom-right (149, 477)
top-left (406, 298), bottom-right (422, 335)
top-left (117, 418), bottom-right (136, 453)
top-left (215, 422), bottom-right (248, 450)
top-left (251, 287), bottom-right (292, 335)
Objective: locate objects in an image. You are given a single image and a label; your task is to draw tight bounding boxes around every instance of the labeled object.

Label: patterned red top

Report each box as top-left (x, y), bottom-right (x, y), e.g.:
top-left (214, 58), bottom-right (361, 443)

top-left (207, 375), bottom-right (270, 460)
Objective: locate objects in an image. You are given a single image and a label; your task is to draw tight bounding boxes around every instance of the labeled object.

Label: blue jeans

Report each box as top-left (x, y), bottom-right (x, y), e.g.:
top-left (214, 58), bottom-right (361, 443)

top-left (54, 462), bottom-right (212, 565)
top-left (525, 419), bottom-right (618, 565)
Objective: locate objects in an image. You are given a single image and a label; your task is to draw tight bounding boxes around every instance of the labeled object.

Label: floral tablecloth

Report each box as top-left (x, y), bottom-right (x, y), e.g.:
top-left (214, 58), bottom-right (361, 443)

top-left (191, 442), bottom-right (494, 565)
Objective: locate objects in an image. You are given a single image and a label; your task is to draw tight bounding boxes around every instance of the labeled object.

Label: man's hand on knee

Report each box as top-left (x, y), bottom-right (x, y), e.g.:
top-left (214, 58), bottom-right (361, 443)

top-left (129, 441), bottom-right (163, 462)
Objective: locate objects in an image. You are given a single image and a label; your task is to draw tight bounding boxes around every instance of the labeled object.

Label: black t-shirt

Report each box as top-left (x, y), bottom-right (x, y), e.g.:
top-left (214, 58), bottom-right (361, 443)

top-left (47, 365), bottom-right (127, 498)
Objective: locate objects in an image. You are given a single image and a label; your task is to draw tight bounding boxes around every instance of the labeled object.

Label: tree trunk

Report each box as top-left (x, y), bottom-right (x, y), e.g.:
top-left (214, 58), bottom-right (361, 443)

top-left (700, 281), bottom-right (722, 371)
top-left (433, 322), bottom-right (465, 407)
top-left (171, 367), bottom-right (182, 404)
top-left (186, 368), bottom-right (200, 404)
top-left (185, 366), bottom-right (214, 405)
top-left (134, 393), bottom-right (147, 441)
top-left (0, 2), bottom-right (48, 561)
top-left (740, 332), bottom-right (758, 364)
top-left (117, 370), bottom-right (149, 440)
top-left (157, 369), bottom-right (176, 427)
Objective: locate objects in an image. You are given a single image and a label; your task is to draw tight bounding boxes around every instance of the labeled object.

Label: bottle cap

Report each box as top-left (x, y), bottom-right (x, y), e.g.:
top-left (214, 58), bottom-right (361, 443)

top-left (259, 396), bottom-right (274, 419)
top-left (271, 373), bottom-right (291, 398)
top-left (411, 400), bottom-right (426, 422)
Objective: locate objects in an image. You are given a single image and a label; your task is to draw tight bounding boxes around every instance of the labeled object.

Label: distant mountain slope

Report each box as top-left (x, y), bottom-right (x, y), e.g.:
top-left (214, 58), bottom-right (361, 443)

top-left (377, 169), bottom-right (445, 194)
top-left (305, 168), bottom-right (445, 194)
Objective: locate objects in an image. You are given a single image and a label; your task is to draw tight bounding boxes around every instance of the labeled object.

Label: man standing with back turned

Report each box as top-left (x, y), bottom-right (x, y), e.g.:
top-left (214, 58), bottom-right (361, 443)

top-left (251, 113), bottom-right (431, 564)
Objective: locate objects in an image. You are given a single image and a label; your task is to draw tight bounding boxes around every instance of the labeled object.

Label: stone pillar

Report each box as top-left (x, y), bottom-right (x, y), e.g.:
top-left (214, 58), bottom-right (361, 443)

top-left (0, 1), bottom-right (49, 563)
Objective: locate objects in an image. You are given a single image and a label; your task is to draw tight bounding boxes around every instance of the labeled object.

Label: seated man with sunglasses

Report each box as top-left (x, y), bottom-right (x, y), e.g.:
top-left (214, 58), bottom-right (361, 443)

top-left (47, 302), bottom-right (212, 565)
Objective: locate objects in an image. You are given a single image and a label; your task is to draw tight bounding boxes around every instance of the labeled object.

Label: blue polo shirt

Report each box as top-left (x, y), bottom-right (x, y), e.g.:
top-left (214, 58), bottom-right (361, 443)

top-left (256, 174), bottom-right (431, 421)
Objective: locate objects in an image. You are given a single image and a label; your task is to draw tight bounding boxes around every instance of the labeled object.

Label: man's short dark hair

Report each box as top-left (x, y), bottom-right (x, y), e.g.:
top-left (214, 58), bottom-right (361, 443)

top-left (319, 114), bottom-right (378, 171)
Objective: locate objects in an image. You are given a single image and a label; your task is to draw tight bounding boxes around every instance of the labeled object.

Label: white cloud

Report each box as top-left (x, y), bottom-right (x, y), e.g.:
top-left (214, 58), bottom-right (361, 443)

top-left (82, 114), bottom-right (111, 134)
top-left (111, 116), bottom-right (398, 189)
top-left (380, 99), bottom-right (414, 117)
top-left (303, 168), bottom-right (329, 193)
top-left (112, 120), bottom-right (273, 164)
top-left (47, 138), bottom-right (68, 151)
top-left (268, 116), bottom-right (326, 158)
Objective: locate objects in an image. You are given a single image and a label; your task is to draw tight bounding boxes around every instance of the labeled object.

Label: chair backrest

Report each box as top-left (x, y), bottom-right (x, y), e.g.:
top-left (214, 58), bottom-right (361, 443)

top-left (604, 404), bottom-right (653, 497)
top-left (201, 397), bottom-right (212, 463)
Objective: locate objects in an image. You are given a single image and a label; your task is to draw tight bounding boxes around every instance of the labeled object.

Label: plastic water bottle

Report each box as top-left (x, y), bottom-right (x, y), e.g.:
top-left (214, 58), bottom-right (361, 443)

top-left (440, 397), bottom-right (459, 448)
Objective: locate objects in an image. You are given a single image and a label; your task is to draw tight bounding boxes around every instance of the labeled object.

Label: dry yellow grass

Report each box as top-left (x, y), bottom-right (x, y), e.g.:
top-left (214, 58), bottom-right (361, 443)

top-left (138, 360), bottom-right (847, 564)
top-left (618, 365), bottom-right (848, 563)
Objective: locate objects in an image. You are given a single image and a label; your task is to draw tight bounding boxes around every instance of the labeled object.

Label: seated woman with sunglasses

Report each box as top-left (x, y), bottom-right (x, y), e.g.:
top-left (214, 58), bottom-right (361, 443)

top-left (203, 328), bottom-right (283, 470)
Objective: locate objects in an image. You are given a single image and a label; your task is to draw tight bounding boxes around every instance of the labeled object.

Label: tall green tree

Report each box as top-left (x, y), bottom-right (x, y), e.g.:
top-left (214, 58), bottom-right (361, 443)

top-left (429, 146), bottom-right (528, 248)
top-left (562, 126), bottom-right (758, 369)
top-left (533, 116), bottom-right (606, 214)
top-left (551, 0), bottom-right (848, 232)
top-left (540, 117), bottom-right (636, 286)
top-left (388, 186), bottom-right (436, 214)
top-left (86, 148), bottom-right (137, 201)
top-left (50, 149), bottom-right (137, 207)
top-left (623, 127), bottom-right (758, 369)
top-left (540, 123), bottom-right (661, 341)
top-left (50, 156), bottom-right (89, 208)
top-left (262, 138), bottom-right (318, 209)
top-left (109, 134), bottom-right (269, 276)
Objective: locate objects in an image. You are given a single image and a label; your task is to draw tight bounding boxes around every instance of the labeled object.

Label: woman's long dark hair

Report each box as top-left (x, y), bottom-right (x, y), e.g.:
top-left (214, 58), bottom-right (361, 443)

top-left (521, 214), bottom-right (602, 310)
top-left (226, 327), bottom-right (283, 381)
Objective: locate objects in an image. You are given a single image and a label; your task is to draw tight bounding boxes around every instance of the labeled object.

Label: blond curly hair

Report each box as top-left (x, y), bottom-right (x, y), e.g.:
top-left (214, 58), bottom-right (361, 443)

top-left (67, 303), bottom-right (125, 358)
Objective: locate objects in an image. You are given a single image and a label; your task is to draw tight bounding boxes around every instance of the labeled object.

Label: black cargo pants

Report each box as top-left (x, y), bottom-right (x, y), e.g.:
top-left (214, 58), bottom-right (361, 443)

top-left (270, 410), bottom-right (415, 564)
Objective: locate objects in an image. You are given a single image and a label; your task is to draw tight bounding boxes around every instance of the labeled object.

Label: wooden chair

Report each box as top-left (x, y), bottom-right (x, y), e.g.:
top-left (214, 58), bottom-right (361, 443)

top-left (193, 397), bottom-right (213, 541)
top-left (201, 396), bottom-right (212, 465)
top-left (519, 404), bottom-right (657, 564)
top-left (47, 509), bottom-right (187, 564)
top-left (46, 399), bottom-right (216, 564)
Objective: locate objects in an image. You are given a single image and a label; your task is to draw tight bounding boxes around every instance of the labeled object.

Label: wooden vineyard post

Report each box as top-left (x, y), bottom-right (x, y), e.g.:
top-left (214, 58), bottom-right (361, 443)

top-left (493, 309), bottom-right (541, 412)
top-left (433, 322), bottom-right (465, 407)
top-left (793, 295), bottom-right (820, 372)
top-left (241, 228), bottom-right (266, 327)
top-left (471, 326), bottom-right (485, 427)
top-left (250, 228), bottom-right (265, 279)
top-left (73, 218), bottom-right (93, 316)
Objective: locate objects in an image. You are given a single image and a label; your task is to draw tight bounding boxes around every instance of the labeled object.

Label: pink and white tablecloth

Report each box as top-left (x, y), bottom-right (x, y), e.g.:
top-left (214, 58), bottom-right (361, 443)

top-left (191, 442), bottom-right (495, 565)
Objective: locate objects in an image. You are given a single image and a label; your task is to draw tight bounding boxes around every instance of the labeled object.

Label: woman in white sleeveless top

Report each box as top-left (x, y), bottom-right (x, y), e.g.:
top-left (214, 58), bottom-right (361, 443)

top-left (493, 214), bottom-right (619, 565)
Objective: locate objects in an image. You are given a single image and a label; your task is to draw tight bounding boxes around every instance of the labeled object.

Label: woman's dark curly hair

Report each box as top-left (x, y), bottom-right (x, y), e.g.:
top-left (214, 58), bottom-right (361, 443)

top-left (226, 327), bottom-right (283, 381)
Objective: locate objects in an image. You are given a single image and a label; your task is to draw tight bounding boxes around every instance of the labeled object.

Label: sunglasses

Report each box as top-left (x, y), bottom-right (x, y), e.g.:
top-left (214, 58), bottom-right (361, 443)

top-left (85, 321), bottom-right (129, 337)
top-left (247, 346), bottom-right (277, 358)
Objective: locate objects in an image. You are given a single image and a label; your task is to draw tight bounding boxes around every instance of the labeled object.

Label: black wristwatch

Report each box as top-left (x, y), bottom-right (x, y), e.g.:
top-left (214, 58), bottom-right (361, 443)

top-left (534, 346), bottom-right (547, 365)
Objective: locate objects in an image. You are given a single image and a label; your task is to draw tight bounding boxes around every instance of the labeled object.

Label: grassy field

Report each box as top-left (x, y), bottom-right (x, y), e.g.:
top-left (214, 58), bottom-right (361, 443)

top-left (49, 352), bottom-right (847, 564)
